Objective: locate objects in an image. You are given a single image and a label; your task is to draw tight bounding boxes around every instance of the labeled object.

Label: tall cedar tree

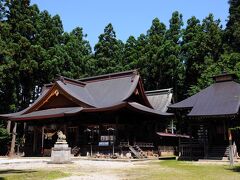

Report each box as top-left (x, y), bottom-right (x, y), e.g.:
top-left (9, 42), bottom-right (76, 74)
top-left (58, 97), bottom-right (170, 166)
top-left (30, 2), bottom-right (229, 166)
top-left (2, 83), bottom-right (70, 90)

top-left (225, 0), bottom-right (240, 52)
top-left (139, 18), bottom-right (166, 90)
top-left (0, 0), bottom-right (92, 112)
top-left (123, 36), bottom-right (139, 70)
top-left (216, 0), bottom-right (240, 80)
top-left (164, 11), bottom-right (184, 101)
top-left (6, 0), bottom-right (40, 109)
top-left (189, 14), bottom-right (224, 95)
top-left (94, 23), bottom-right (124, 75)
top-left (182, 16), bottom-right (207, 96)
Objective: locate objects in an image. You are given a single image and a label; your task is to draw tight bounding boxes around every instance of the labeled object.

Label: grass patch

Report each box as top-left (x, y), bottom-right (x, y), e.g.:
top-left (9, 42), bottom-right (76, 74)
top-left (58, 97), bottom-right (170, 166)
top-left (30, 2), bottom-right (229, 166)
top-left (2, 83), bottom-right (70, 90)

top-left (120, 160), bottom-right (240, 180)
top-left (0, 170), bottom-right (69, 180)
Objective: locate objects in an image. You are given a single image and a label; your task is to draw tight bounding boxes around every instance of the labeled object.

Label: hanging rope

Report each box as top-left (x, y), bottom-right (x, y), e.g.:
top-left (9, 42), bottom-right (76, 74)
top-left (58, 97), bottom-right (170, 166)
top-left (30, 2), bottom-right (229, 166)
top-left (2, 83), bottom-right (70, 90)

top-left (44, 132), bottom-right (57, 140)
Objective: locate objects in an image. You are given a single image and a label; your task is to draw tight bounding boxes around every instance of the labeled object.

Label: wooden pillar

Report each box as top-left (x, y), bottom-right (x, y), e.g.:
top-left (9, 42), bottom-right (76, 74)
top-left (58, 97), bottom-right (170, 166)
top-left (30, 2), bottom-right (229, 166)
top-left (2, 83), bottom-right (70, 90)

top-left (63, 124), bottom-right (67, 135)
top-left (33, 126), bottom-right (37, 153)
top-left (9, 122), bottom-right (17, 157)
top-left (76, 127), bottom-right (79, 146)
top-left (170, 119), bottom-right (174, 134)
top-left (115, 116), bottom-right (119, 144)
top-left (21, 122), bottom-right (27, 156)
top-left (41, 126), bottom-right (45, 156)
top-left (204, 124), bottom-right (208, 159)
top-left (223, 120), bottom-right (227, 141)
top-left (189, 123), bottom-right (193, 160)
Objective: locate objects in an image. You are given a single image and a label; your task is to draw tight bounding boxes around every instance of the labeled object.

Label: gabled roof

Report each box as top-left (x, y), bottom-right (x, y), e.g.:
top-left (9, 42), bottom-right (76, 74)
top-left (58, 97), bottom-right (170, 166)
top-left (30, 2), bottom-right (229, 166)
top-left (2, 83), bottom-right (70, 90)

top-left (146, 88), bottom-right (173, 113)
top-left (169, 73), bottom-right (240, 117)
top-left (2, 70), bottom-right (173, 121)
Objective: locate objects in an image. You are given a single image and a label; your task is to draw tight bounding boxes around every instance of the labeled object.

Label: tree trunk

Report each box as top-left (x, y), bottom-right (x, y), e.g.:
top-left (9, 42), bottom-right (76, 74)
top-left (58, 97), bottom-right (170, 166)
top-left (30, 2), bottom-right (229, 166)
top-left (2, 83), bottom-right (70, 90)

top-left (9, 122), bottom-right (17, 157)
top-left (7, 120), bottom-right (11, 134)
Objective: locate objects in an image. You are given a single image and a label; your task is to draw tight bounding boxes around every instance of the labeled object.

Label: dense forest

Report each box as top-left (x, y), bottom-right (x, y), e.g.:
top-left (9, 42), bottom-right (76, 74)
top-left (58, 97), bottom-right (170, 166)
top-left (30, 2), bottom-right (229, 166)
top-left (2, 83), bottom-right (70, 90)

top-left (0, 0), bottom-right (240, 116)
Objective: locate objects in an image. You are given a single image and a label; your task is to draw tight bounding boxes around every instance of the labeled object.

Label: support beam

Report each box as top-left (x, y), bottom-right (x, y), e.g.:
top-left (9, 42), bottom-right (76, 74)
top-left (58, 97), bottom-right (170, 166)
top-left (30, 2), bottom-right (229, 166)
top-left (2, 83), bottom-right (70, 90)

top-left (9, 122), bottom-right (17, 157)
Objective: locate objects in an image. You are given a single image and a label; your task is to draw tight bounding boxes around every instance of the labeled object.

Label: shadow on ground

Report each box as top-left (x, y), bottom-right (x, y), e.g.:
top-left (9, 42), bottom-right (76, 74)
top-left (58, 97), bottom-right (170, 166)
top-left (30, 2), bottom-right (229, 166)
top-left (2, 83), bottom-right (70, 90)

top-left (0, 169), bottom-right (37, 180)
top-left (226, 165), bottom-right (240, 173)
top-left (231, 166), bottom-right (240, 172)
top-left (0, 169), bottom-right (36, 175)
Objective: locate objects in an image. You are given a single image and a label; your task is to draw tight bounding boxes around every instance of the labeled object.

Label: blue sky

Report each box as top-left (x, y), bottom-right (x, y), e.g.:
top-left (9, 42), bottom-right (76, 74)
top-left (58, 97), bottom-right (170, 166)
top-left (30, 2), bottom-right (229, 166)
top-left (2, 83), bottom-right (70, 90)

top-left (31, 0), bottom-right (229, 47)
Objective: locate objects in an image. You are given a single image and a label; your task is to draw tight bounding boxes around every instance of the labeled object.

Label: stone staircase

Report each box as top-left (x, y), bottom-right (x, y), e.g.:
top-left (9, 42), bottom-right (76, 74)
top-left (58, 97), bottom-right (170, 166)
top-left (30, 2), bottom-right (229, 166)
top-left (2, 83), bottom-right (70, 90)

top-left (129, 145), bottom-right (147, 159)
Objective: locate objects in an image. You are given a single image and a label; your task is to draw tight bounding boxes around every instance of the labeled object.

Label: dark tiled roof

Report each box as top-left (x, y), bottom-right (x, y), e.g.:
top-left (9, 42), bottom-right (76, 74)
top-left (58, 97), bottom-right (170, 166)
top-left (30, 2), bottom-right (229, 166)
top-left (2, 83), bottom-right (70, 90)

top-left (55, 71), bottom-right (141, 108)
top-left (1, 70), bottom-right (173, 121)
top-left (169, 80), bottom-right (240, 117)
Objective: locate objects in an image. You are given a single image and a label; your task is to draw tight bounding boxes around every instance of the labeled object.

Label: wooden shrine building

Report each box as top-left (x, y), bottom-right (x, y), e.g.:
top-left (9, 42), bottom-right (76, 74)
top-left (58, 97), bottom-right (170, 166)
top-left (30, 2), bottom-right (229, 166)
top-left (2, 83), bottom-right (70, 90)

top-left (1, 70), bottom-right (173, 157)
top-left (169, 73), bottom-right (240, 160)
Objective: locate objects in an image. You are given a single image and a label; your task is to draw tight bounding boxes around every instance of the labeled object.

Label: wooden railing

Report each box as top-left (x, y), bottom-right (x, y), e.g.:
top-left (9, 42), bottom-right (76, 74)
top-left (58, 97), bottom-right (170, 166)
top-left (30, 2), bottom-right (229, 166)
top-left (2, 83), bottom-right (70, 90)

top-left (134, 142), bottom-right (154, 147)
top-left (119, 142), bottom-right (154, 148)
top-left (119, 142), bottom-right (129, 147)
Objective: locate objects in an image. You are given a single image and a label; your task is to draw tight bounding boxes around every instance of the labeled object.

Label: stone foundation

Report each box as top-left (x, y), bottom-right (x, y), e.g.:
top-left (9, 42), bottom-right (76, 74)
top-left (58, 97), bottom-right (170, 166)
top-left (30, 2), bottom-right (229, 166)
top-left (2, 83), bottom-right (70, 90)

top-left (50, 142), bottom-right (71, 164)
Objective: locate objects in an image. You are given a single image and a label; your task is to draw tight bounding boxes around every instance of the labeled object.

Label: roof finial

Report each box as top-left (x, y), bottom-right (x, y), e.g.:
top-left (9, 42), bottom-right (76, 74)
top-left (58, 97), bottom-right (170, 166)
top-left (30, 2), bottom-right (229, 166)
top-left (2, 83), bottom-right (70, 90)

top-left (59, 76), bottom-right (65, 82)
top-left (55, 74), bottom-right (65, 84)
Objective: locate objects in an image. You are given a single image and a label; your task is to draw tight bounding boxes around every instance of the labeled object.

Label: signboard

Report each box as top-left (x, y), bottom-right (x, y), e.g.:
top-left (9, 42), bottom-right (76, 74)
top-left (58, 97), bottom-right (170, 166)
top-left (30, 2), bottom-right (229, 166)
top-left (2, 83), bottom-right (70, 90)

top-left (98, 141), bottom-right (109, 146)
top-left (100, 135), bottom-right (115, 141)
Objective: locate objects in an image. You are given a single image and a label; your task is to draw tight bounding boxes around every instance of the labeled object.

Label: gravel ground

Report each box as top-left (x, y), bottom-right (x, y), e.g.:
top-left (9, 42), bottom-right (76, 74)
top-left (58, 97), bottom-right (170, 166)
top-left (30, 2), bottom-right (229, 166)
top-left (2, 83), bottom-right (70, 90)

top-left (0, 158), bottom-right (144, 180)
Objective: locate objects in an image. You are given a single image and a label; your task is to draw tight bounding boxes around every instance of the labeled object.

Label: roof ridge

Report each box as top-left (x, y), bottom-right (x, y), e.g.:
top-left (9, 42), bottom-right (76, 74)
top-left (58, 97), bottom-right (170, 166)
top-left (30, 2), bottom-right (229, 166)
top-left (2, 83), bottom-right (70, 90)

top-left (78, 69), bottom-right (138, 82)
top-left (145, 88), bottom-right (173, 94)
top-left (56, 75), bottom-right (86, 86)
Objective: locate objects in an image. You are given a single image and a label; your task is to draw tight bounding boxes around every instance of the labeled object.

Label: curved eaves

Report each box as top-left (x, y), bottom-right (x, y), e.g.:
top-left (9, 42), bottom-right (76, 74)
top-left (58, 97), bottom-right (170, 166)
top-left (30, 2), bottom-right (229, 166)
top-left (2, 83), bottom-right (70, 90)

top-left (122, 75), bottom-right (140, 101)
top-left (123, 75), bottom-right (153, 108)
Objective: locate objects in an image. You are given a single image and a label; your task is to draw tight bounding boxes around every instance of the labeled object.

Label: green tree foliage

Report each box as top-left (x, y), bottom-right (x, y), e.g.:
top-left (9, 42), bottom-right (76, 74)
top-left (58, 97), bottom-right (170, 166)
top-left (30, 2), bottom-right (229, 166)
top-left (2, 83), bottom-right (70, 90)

top-left (182, 14), bottom-right (223, 96)
top-left (0, 122), bottom-right (10, 154)
top-left (210, 0), bottom-right (240, 91)
top-left (0, 0), bottom-right (19, 113)
top-left (0, 0), bottom-right (93, 113)
top-left (123, 36), bottom-right (139, 70)
top-left (94, 23), bottom-right (124, 75)
top-left (6, 0), bottom-right (40, 108)
top-left (63, 27), bottom-right (93, 78)
top-left (0, 0), bottom-right (7, 21)
top-left (182, 16), bottom-right (203, 95)
top-left (164, 11), bottom-right (184, 100)
top-left (225, 0), bottom-right (240, 52)
top-left (139, 18), bottom-right (167, 90)
top-left (132, 13), bottom-right (184, 101)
